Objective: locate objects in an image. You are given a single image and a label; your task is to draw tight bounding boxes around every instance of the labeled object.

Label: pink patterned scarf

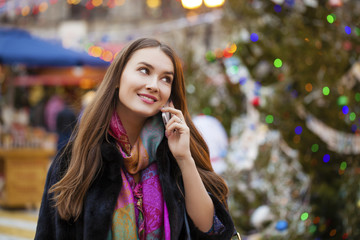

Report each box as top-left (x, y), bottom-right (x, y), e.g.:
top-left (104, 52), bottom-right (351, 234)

top-left (107, 111), bottom-right (171, 240)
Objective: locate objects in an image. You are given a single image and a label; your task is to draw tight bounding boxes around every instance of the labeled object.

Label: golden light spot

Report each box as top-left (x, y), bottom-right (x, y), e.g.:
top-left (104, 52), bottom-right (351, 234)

top-left (227, 43), bottom-right (237, 54)
top-left (181, 0), bottom-right (202, 9)
top-left (147, 0), bottom-right (161, 8)
top-left (102, 50), bottom-right (114, 62)
top-left (92, 0), bottom-right (103, 7)
top-left (67, 0), bottom-right (80, 4)
top-left (39, 2), bottom-right (48, 12)
top-left (89, 46), bottom-right (103, 57)
top-left (204, 0), bottom-right (225, 8)
top-left (80, 78), bottom-right (95, 89)
top-left (22, 6), bottom-right (31, 16)
top-left (115, 0), bottom-right (126, 6)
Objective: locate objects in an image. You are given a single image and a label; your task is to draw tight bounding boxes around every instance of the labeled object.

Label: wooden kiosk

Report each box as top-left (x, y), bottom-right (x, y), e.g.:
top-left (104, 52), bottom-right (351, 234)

top-left (0, 148), bottom-right (55, 208)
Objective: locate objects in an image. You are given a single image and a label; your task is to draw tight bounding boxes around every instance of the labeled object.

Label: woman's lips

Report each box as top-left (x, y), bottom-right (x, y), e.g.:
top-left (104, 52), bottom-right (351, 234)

top-left (138, 94), bottom-right (156, 104)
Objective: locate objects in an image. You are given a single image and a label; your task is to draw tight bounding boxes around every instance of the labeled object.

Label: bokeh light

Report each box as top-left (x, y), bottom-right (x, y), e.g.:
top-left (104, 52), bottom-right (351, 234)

top-left (322, 86), bottom-right (330, 95)
top-left (250, 33), bottom-right (259, 42)
top-left (305, 83), bottom-right (312, 92)
top-left (345, 26), bottom-right (351, 35)
top-left (115, 0), bottom-right (126, 6)
top-left (204, 0), bottom-right (225, 8)
top-left (355, 93), bottom-right (360, 102)
top-left (92, 0), bottom-right (103, 7)
top-left (228, 65), bottom-right (239, 75)
top-left (311, 144), bottom-right (319, 152)
top-left (295, 126), bottom-right (303, 135)
top-left (181, 0), bottom-right (202, 9)
top-left (205, 51), bottom-right (216, 62)
top-left (309, 225), bottom-right (317, 234)
top-left (227, 43), bottom-right (237, 53)
top-left (39, 2), bottom-right (49, 12)
top-left (337, 96), bottom-right (348, 106)
top-left (147, 0), bottom-right (161, 8)
top-left (327, 14), bottom-right (336, 24)
top-left (274, 5), bottom-right (282, 12)
top-left (340, 162), bottom-right (347, 171)
top-left (215, 48), bottom-right (223, 58)
top-left (274, 58), bottom-right (283, 68)
top-left (356, 27), bottom-right (360, 36)
top-left (223, 48), bottom-right (233, 58)
top-left (330, 229), bottom-right (337, 237)
top-left (21, 6), bottom-right (31, 16)
top-left (313, 216), bottom-right (320, 224)
top-left (89, 46), bottom-right (103, 57)
top-left (102, 50), bottom-right (113, 62)
top-left (342, 105), bottom-right (349, 114)
top-left (323, 154), bottom-right (330, 163)
top-left (68, 0), bottom-right (81, 4)
top-left (349, 112), bottom-right (356, 121)
top-left (239, 77), bottom-right (247, 85)
top-left (266, 115), bottom-right (274, 124)
top-left (301, 212), bottom-right (309, 221)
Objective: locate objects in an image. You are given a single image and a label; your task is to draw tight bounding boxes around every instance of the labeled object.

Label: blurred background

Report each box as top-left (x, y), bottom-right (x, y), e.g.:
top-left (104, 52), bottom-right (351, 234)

top-left (0, 0), bottom-right (360, 239)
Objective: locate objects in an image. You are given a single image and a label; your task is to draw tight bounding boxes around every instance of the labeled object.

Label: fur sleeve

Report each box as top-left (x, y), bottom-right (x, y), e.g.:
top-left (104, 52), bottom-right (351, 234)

top-left (186, 193), bottom-right (235, 240)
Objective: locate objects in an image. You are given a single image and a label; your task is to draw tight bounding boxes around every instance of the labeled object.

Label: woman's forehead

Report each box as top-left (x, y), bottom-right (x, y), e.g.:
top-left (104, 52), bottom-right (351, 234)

top-left (129, 47), bottom-right (174, 71)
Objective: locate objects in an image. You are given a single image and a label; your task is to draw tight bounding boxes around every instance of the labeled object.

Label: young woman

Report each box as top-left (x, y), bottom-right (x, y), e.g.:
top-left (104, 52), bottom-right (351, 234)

top-left (35, 38), bottom-right (235, 240)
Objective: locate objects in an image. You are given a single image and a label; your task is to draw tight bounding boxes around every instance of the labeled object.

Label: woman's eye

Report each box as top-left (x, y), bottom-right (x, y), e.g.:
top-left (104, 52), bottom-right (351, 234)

top-left (139, 68), bottom-right (149, 74)
top-left (162, 76), bottom-right (172, 83)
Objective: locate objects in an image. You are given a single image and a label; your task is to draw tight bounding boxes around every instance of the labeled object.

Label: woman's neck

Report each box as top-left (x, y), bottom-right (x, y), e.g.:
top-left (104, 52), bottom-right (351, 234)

top-left (117, 112), bottom-right (146, 147)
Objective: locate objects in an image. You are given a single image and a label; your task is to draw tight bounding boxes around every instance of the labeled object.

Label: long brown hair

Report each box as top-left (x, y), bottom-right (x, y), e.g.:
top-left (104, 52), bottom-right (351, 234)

top-left (50, 38), bottom-right (229, 221)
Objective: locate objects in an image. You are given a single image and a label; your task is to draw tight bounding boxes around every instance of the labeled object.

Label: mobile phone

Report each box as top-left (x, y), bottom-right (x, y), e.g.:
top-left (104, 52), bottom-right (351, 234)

top-left (162, 111), bottom-right (170, 126)
top-left (162, 101), bottom-right (171, 126)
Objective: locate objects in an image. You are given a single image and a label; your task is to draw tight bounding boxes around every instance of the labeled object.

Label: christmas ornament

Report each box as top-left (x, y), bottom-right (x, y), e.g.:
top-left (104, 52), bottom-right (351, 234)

top-left (275, 220), bottom-right (288, 231)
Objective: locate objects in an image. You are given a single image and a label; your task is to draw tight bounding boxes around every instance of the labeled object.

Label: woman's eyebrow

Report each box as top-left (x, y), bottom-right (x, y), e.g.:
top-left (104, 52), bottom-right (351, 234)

top-left (138, 61), bottom-right (174, 75)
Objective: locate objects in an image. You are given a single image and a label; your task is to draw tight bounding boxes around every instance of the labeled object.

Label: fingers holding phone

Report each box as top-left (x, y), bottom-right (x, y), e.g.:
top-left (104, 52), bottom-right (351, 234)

top-left (162, 101), bottom-right (171, 126)
top-left (160, 101), bottom-right (192, 162)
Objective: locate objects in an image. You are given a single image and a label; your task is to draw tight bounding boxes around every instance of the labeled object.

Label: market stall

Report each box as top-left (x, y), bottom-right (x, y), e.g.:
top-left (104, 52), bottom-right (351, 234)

top-left (0, 27), bottom-right (107, 208)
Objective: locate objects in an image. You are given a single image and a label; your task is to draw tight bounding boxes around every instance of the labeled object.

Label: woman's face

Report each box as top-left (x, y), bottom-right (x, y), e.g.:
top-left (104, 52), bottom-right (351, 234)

top-left (117, 47), bottom-right (174, 119)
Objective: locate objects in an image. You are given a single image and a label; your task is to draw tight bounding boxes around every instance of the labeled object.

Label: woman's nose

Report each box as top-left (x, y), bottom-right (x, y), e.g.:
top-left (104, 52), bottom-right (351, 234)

top-left (145, 77), bottom-right (159, 91)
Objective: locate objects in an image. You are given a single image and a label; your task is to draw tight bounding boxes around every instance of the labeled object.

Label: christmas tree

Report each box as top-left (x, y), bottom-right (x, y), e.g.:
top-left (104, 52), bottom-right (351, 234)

top-left (182, 0), bottom-right (360, 239)
top-left (217, 0), bottom-right (360, 239)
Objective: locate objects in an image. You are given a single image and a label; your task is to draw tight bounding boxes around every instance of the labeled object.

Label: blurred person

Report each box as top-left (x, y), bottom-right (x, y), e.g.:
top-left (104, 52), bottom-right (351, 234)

top-left (55, 92), bottom-right (77, 152)
top-left (44, 94), bottom-right (65, 132)
top-left (35, 38), bottom-right (235, 240)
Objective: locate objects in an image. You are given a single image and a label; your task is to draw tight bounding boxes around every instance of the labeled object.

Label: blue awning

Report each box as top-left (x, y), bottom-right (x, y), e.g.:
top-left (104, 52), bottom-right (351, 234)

top-left (0, 27), bottom-right (110, 67)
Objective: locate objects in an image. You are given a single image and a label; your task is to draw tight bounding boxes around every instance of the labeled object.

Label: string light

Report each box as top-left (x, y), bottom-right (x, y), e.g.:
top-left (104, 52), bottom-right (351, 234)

top-left (39, 2), bottom-right (49, 12)
top-left (21, 6), bottom-right (31, 16)
top-left (181, 0), bottom-right (202, 9)
top-left (92, 0), bottom-right (103, 7)
top-left (147, 0), bottom-right (161, 8)
top-left (204, 0), bottom-right (225, 8)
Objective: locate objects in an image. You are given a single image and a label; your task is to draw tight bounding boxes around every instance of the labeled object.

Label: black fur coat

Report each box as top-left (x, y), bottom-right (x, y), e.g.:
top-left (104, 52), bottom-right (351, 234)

top-left (35, 137), bottom-right (235, 240)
